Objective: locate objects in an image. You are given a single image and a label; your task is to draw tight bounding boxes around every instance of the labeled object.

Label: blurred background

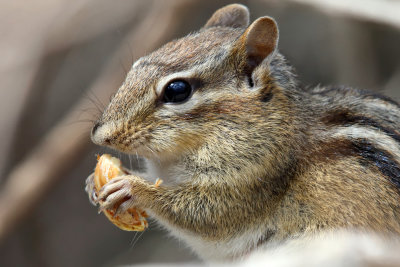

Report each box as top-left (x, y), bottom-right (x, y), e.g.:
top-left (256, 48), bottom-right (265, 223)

top-left (0, 0), bottom-right (399, 266)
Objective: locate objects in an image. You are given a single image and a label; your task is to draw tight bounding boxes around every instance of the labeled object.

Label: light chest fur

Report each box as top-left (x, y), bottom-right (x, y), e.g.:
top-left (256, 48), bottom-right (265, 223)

top-left (145, 158), bottom-right (275, 260)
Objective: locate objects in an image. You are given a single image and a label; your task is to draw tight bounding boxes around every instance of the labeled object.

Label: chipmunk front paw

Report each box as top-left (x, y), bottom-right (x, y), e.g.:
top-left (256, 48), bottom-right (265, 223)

top-left (97, 175), bottom-right (148, 215)
top-left (85, 173), bottom-right (97, 206)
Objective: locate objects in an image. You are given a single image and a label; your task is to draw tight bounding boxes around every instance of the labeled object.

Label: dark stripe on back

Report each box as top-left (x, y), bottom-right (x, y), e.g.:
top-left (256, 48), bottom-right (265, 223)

top-left (307, 138), bottom-right (400, 191)
top-left (352, 139), bottom-right (400, 189)
top-left (321, 110), bottom-right (400, 144)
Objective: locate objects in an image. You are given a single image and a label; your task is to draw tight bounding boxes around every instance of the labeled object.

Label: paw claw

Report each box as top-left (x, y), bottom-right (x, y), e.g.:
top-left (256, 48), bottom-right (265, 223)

top-left (92, 191), bottom-right (98, 203)
top-left (98, 207), bottom-right (104, 214)
top-left (85, 173), bottom-right (98, 206)
top-left (99, 178), bottom-right (134, 211)
top-left (91, 175), bottom-right (147, 214)
top-left (114, 198), bottom-right (135, 216)
top-left (98, 178), bottom-right (126, 200)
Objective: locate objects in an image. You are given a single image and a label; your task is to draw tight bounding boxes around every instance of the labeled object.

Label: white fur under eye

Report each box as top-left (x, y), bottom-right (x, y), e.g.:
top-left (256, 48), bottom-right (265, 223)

top-left (156, 70), bottom-right (196, 96)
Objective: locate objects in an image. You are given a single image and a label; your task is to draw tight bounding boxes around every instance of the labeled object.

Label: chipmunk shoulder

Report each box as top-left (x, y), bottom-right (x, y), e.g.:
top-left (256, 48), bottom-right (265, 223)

top-left (87, 4), bottom-right (400, 261)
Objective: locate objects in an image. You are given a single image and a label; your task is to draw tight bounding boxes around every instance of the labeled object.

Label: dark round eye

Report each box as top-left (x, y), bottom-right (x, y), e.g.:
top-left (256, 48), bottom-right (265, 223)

top-left (163, 80), bottom-right (192, 103)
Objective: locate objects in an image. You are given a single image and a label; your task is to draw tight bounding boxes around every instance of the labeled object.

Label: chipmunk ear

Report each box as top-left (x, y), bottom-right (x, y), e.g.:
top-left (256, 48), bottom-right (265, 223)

top-left (241, 16), bottom-right (279, 69)
top-left (203, 4), bottom-right (249, 29)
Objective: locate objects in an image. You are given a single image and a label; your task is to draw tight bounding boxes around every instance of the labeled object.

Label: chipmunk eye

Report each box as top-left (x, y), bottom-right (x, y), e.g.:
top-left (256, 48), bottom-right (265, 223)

top-left (163, 80), bottom-right (192, 103)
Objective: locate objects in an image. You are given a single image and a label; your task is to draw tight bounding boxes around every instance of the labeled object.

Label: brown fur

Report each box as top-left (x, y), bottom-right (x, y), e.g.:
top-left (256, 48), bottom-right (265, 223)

top-left (87, 4), bottom-right (400, 260)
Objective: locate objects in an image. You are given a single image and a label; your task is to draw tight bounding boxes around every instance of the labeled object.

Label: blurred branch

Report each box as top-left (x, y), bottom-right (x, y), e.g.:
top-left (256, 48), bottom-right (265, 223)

top-left (329, 18), bottom-right (379, 90)
top-left (0, 0), bottom-right (198, 243)
top-left (385, 67), bottom-right (400, 99)
top-left (280, 0), bottom-right (400, 30)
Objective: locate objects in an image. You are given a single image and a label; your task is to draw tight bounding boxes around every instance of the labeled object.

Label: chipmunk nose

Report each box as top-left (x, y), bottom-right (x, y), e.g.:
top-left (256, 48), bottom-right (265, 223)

top-left (91, 121), bottom-right (102, 136)
top-left (91, 121), bottom-right (111, 146)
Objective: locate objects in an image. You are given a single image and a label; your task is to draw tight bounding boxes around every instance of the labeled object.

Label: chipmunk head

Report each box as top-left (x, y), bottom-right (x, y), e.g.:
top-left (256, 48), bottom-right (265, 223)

top-left (92, 4), bottom-right (298, 167)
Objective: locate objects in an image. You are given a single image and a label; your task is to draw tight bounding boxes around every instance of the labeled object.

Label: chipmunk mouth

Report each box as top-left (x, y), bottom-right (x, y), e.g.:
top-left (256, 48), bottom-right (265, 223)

top-left (91, 120), bottom-right (157, 156)
top-left (110, 135), bottom-right (159, 159)
top-left (92, 120), bottom-right (194, 162)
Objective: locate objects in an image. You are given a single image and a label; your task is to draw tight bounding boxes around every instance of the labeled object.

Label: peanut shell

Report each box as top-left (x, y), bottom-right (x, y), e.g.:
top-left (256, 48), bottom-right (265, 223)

top-left (94, 154), bottom-right (148, 231)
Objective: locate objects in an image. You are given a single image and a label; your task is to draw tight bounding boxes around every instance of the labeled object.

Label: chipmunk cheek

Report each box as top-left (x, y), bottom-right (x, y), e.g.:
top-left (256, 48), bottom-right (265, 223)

top-left (151, 124), bottom-right (203, 153)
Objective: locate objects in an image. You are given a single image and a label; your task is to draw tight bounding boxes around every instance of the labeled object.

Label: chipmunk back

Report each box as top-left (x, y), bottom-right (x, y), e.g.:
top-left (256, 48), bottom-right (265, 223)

top-left (86, 4), bottom-right (400, 261)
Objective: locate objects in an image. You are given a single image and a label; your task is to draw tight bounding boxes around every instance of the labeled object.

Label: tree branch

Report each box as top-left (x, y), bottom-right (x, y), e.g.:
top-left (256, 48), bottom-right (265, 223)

top-left (0, 0), bottom-right (198, 243)
top-left (280, 0), bottom-right (400, 30)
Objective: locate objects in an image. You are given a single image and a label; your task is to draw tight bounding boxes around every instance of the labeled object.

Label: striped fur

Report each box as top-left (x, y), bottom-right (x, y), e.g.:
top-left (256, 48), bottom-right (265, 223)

top-left (87, 4), bottom-right (400, 261)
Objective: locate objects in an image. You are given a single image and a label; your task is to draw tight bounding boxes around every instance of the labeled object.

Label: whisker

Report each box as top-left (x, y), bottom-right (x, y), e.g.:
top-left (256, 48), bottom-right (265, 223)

top-left (91, 93), bottom-right (106, 111)
top-left (129, 154), bottom-right (133, 171)
top-left (83, 90), bottom-right (105, 115)
top-left (147, 146), bottom-right (161, 165)
top-left (136, 152), bottom-right (141, 170)
top-left (129, 231), bottom-right (139, 247)
top-left (130, 229), bottom-right (146, 249)
top-left (64, 119), bottom-right (96, 127)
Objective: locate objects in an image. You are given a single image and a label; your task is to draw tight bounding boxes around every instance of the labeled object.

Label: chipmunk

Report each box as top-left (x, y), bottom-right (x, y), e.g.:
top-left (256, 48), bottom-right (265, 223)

top-left (85, 4), bottom-right (400, 261)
